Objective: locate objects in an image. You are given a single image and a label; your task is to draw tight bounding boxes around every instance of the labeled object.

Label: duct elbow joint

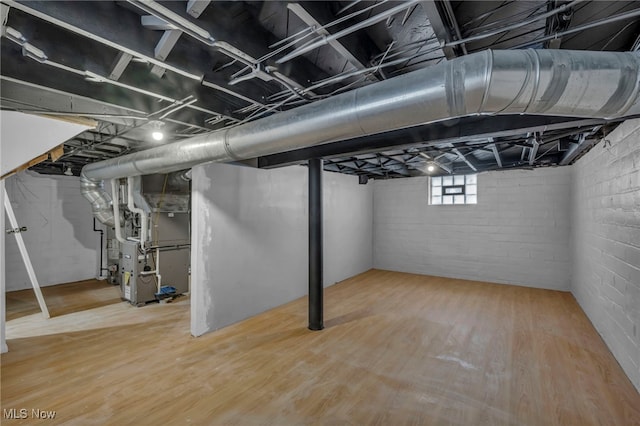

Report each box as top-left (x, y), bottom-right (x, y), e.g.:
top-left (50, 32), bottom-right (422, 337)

top-left (80, 172), bottom-right (115, 227)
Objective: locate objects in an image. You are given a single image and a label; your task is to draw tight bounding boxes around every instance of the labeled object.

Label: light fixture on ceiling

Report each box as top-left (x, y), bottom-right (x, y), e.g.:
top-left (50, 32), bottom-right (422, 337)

top-left (419, 153), bottom-right (437, 173)
top-left (64, 165), bottom-right (73, 176)
top-left (149, 120), bottom-right (165, 141)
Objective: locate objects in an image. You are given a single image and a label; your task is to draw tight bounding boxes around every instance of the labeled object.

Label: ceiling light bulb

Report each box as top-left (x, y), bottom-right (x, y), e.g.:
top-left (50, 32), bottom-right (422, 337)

top-left (64, 166), bottom-right (73, 176)
top-left (152, 131), bottom-right (164, 141)
top-left (427, 164), bottom-right (435, 172)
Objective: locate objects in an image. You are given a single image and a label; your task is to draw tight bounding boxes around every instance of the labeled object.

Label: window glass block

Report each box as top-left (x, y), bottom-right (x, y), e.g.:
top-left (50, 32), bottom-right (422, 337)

top-left (466, 184), bottom-right (477, 195)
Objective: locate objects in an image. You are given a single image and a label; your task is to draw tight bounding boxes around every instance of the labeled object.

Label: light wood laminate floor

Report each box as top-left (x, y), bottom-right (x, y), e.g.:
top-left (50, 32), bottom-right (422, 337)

top-left (2, 270), bottom-right (639, 425)
top-left (5, 279), bottom-right (121, 321)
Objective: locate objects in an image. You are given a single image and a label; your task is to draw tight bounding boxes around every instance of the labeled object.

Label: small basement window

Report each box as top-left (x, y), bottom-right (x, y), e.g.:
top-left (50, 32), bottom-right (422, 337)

top-left (430, 174), bottom-right (477, 205)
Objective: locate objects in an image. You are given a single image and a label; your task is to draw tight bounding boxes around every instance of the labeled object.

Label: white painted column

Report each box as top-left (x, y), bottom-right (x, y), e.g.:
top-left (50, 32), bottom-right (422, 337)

top-left (1, 179), bottom-right (7, 353)
top-left (190, 166), bottom-right (209, 337)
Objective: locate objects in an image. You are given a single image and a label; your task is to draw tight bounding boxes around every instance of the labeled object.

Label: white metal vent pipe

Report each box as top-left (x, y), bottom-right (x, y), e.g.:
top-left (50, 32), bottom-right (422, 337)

top-left (81, 49), bottom-right (640, 224)
top-left (127, 176), bottom-right (148, 250)
top-left (110, 179), bottom-right (126, 242)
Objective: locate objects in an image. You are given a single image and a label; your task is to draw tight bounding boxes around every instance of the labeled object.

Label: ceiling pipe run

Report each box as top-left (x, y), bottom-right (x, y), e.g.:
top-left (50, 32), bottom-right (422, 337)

top-left (81, 49), bottom-right (640, 224)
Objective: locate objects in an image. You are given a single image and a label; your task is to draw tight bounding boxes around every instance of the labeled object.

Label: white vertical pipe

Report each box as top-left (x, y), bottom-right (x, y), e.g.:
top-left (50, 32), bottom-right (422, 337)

top-left (110, 179), bottom-right (126, 244)
top-left (126, 177), bottom-right (148, 249)
top-left (155, 247), bottom-right (162, 292)
top-left (3, 191), bottom-right (50, 319)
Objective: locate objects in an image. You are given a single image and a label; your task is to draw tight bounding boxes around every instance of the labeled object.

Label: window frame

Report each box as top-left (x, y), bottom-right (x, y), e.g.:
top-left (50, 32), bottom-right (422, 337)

top-left (429, 174), bottom-right (477, 205)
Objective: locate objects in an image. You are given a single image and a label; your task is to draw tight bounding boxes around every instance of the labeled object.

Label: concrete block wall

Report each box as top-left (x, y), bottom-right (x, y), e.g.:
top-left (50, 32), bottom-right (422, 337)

top-left (373, 167), bottom-right (572, 291)
top-left (191, 163), bottom-right (372, 336)
top-left (4, 172), bottom-right (101, 291)
top-left (572, 118), bottom-right (640, 391)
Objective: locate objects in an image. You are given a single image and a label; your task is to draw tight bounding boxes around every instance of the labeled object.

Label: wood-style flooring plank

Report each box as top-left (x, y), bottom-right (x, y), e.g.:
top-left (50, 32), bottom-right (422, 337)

top-left (5, 279), bottom-right (121, 321)
top-left (2, 269), bottom-right (639, 425)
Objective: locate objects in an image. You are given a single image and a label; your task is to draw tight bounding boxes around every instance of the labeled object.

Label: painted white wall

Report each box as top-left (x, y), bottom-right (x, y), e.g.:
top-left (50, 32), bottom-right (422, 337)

top-left (572, 118), bottom-right (640, 391)
top-left (4, 172), bottom-right (101, 291)
top-left (373, 167), bottom-right (572, 290)
top-left (191, 163), bottom-right (372, 336)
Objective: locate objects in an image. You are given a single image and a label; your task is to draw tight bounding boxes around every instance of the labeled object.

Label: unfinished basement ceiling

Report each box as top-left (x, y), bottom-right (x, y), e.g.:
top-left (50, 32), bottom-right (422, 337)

top-left (1, 1), bottom-right (639, 179)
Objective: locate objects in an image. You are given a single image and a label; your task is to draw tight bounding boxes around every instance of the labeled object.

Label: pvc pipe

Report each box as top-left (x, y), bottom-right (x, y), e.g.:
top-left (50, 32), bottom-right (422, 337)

top-left (110, 179), bottom-right (126, 244)
top-left (139, 247), bottom-right (162, 293)
top-left (126, 177), bottom-right (148, 250)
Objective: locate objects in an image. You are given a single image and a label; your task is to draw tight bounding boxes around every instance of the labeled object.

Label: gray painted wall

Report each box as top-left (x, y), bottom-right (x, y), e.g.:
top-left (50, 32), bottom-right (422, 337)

top-left (572, 118), bottom-right (640, 391)
top-left (373, 167), bottom-right (572, 291)
top-left (4, 172), bottom-right (101, 291)
top-left (191, 163), bottom-right (373, 336)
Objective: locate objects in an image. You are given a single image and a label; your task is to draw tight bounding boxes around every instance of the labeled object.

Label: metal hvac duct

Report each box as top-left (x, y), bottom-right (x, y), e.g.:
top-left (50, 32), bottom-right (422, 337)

top-left (80, 176), bottom-right (116, 226)
top-left (82, 49), bottom-right (640, 224)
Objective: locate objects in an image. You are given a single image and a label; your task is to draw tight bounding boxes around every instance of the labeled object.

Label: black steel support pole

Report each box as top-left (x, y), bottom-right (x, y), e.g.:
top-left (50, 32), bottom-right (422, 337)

top-left (308, 158), bottom-right (324, 330)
